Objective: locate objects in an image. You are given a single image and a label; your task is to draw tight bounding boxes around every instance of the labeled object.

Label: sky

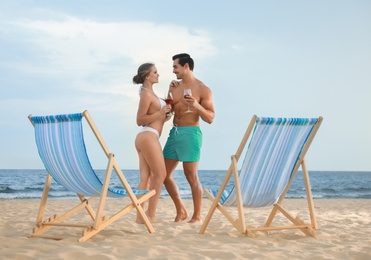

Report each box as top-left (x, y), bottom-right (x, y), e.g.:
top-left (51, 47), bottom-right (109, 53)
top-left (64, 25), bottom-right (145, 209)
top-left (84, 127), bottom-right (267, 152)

top-left (0, 0), bottom-right (370, 171)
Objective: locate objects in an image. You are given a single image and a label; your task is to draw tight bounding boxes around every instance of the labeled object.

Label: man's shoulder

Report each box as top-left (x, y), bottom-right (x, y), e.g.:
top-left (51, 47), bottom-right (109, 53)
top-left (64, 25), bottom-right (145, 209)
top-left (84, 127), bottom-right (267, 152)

top-left (195, 80), bottom-right (212, 97)
top-left (195, 78), bottom-right (211, 91)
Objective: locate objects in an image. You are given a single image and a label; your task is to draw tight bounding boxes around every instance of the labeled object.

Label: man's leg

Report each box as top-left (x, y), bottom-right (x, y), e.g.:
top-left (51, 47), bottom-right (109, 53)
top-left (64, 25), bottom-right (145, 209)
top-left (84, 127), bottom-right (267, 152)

top-left (164, 158), bottom-right (189, 222)
top-left (183, 161), bottom-right (202, 223)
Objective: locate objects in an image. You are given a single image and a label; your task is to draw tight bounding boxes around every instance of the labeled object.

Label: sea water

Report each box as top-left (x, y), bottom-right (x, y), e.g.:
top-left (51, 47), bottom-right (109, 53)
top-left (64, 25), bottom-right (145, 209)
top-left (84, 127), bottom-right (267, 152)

top-left (1, 169), bottom-right (370, 200)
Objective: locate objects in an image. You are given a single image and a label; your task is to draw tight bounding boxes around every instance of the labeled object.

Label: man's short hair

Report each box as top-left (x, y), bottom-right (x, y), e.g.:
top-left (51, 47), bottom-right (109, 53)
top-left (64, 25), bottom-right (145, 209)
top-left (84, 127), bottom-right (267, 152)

top-left (172, 53), bottom-right (194, 71)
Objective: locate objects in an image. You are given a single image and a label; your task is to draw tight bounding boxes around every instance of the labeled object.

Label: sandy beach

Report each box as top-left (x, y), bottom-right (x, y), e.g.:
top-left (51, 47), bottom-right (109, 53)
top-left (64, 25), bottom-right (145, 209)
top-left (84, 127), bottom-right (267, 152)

top-left (0, 198), bottom-right (370, 259)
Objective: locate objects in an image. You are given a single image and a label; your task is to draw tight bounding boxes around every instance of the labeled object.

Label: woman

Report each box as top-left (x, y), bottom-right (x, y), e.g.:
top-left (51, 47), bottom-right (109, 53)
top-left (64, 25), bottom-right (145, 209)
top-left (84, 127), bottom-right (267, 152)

top-left (133, 63), bottom-right (172, 223)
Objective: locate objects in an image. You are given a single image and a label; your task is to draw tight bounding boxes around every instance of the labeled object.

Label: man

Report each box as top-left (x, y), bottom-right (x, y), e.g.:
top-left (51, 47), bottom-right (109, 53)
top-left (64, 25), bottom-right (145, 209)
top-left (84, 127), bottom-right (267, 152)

top-left (163, 53), bottom-right (215, 223)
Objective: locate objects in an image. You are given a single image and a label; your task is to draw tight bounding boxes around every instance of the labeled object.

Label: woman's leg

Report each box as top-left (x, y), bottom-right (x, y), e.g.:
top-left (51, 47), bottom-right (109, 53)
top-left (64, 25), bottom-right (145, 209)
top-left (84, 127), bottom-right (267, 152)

top-left (136, 132), bottom-right (166, 222)
top-left (135, 136), bottom-right (151, 223)
top-left (137, 150), bottom-right (151, 191)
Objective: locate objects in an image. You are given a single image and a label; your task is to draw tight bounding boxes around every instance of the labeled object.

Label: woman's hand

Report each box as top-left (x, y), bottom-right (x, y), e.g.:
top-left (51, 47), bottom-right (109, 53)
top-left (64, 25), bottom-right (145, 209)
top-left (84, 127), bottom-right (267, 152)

top-left (170, 80), bottom-right (180, 88)
top-left (161, 104), bottom-right (172, 116)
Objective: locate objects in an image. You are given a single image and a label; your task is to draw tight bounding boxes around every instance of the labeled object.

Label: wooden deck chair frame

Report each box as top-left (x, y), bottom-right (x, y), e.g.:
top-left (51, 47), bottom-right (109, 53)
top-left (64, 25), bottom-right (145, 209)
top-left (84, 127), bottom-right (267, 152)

top-left (199, 115), bottom-right (323, 237)
top-left (28, 110), bottom-right (155, 242)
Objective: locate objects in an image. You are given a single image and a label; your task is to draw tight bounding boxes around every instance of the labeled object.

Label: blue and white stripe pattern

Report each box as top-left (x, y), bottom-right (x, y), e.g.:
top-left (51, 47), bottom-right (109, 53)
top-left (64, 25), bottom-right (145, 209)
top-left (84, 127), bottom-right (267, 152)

top-left (210, 117), bottom-right (318, 208)
top-left (31, 113), bottom-right (147, 197)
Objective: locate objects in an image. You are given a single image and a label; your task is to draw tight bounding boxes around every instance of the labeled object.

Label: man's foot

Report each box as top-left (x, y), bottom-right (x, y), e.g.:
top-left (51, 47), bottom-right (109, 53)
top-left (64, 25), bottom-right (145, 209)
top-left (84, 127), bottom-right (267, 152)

top-left (188, 217), bottom-right (202, 224)
top-left (174, 209), bottom-right (189, 222)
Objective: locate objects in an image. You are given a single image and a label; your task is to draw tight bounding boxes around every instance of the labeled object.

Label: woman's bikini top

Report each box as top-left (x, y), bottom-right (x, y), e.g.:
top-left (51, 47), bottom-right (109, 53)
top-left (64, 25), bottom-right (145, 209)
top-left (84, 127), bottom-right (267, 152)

top-left (158, 97), bottom-right (166, 108)
top-left (140, 86), bottom-right (166, 108)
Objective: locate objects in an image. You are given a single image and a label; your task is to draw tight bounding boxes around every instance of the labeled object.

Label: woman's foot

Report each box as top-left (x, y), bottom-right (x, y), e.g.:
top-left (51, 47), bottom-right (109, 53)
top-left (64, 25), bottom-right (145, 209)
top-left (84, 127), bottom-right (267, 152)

top-left (136, 212), bottom-right (155, 224)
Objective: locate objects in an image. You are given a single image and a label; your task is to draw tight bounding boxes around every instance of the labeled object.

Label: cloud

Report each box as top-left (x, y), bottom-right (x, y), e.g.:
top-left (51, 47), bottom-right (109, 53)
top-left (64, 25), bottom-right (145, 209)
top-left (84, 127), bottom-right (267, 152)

top-left (12, 16), bottom-right (216, 79)
top-left (5, 16), bottom-right (215, 108)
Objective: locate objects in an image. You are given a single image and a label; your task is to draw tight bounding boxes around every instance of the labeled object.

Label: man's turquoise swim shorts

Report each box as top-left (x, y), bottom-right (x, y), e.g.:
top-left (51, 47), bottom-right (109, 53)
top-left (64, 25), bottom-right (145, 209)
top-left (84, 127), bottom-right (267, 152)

top-left (163, 126), bottom-right (202, 162)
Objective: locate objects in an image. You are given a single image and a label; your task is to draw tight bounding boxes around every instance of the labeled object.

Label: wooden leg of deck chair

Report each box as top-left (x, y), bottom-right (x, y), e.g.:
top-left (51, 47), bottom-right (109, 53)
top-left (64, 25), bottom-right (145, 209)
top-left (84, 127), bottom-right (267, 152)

top-left (262, 160), bottom-right (317, 237)
top-left (79, 190), bottom-right (156, 242)
top-left (29, 174), bottom-right (52, 238)
top-left (264, 156), bottom-right (302, 230)
top-left (30, 196), bottom-right (98, 239)
top-left (301, 159), bottom-right (318, 229)
top-left (230, 156), bottom-right (246, 233)
top-left (77, 194), bottom-right (97, 220)
top-left (199, 191), bottom-right (218, 234)
top-left (203, 189), bottom-right (243, 232)
top-left (93, 153), bottom-right (115, 230)
top-left (35, 174), bottom-right (52, 226)
top-left (199, 157), bottom-right (236, 234)
top-left (274, 204), bottom-right (316, 237)
top-left (112, 161), bottom-right (155, 234)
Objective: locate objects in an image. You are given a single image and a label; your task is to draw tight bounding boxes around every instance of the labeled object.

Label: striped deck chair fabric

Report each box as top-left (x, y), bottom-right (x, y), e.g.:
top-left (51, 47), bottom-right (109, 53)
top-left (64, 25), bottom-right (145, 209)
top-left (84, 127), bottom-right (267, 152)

top-left (200, 115), bottom-right (323, 237)
top-left (214, 117), bottom-right (319, 207)
top-left (28, 110), bottom-right (155, 241)
top-left (31, 113), bottom-right (146, 197)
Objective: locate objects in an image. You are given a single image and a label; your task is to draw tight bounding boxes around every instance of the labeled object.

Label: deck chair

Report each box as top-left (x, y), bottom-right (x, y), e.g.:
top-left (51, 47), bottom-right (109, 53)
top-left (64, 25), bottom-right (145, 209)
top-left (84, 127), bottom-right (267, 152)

top-left (28, 110), bottom-right (155, 242)
top-left (199, 115), bottom-right (323, 237)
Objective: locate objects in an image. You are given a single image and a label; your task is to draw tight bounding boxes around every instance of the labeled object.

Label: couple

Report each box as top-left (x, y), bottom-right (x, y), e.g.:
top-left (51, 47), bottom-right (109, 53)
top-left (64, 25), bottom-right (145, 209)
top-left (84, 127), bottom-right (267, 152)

top-left (133, 53), bottom-right (215, 224)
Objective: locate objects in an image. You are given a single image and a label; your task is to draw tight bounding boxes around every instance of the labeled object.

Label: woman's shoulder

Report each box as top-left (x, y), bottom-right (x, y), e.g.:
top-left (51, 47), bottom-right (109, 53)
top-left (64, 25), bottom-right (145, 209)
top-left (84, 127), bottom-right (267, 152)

top-left (140, 89), bottom-right (156, 99)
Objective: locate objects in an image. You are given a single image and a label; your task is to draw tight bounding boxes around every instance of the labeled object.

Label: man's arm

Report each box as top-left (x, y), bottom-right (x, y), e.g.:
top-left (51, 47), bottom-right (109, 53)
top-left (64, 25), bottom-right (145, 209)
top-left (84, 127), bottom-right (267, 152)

top-left (193, 86), bottom-right (215, 124)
